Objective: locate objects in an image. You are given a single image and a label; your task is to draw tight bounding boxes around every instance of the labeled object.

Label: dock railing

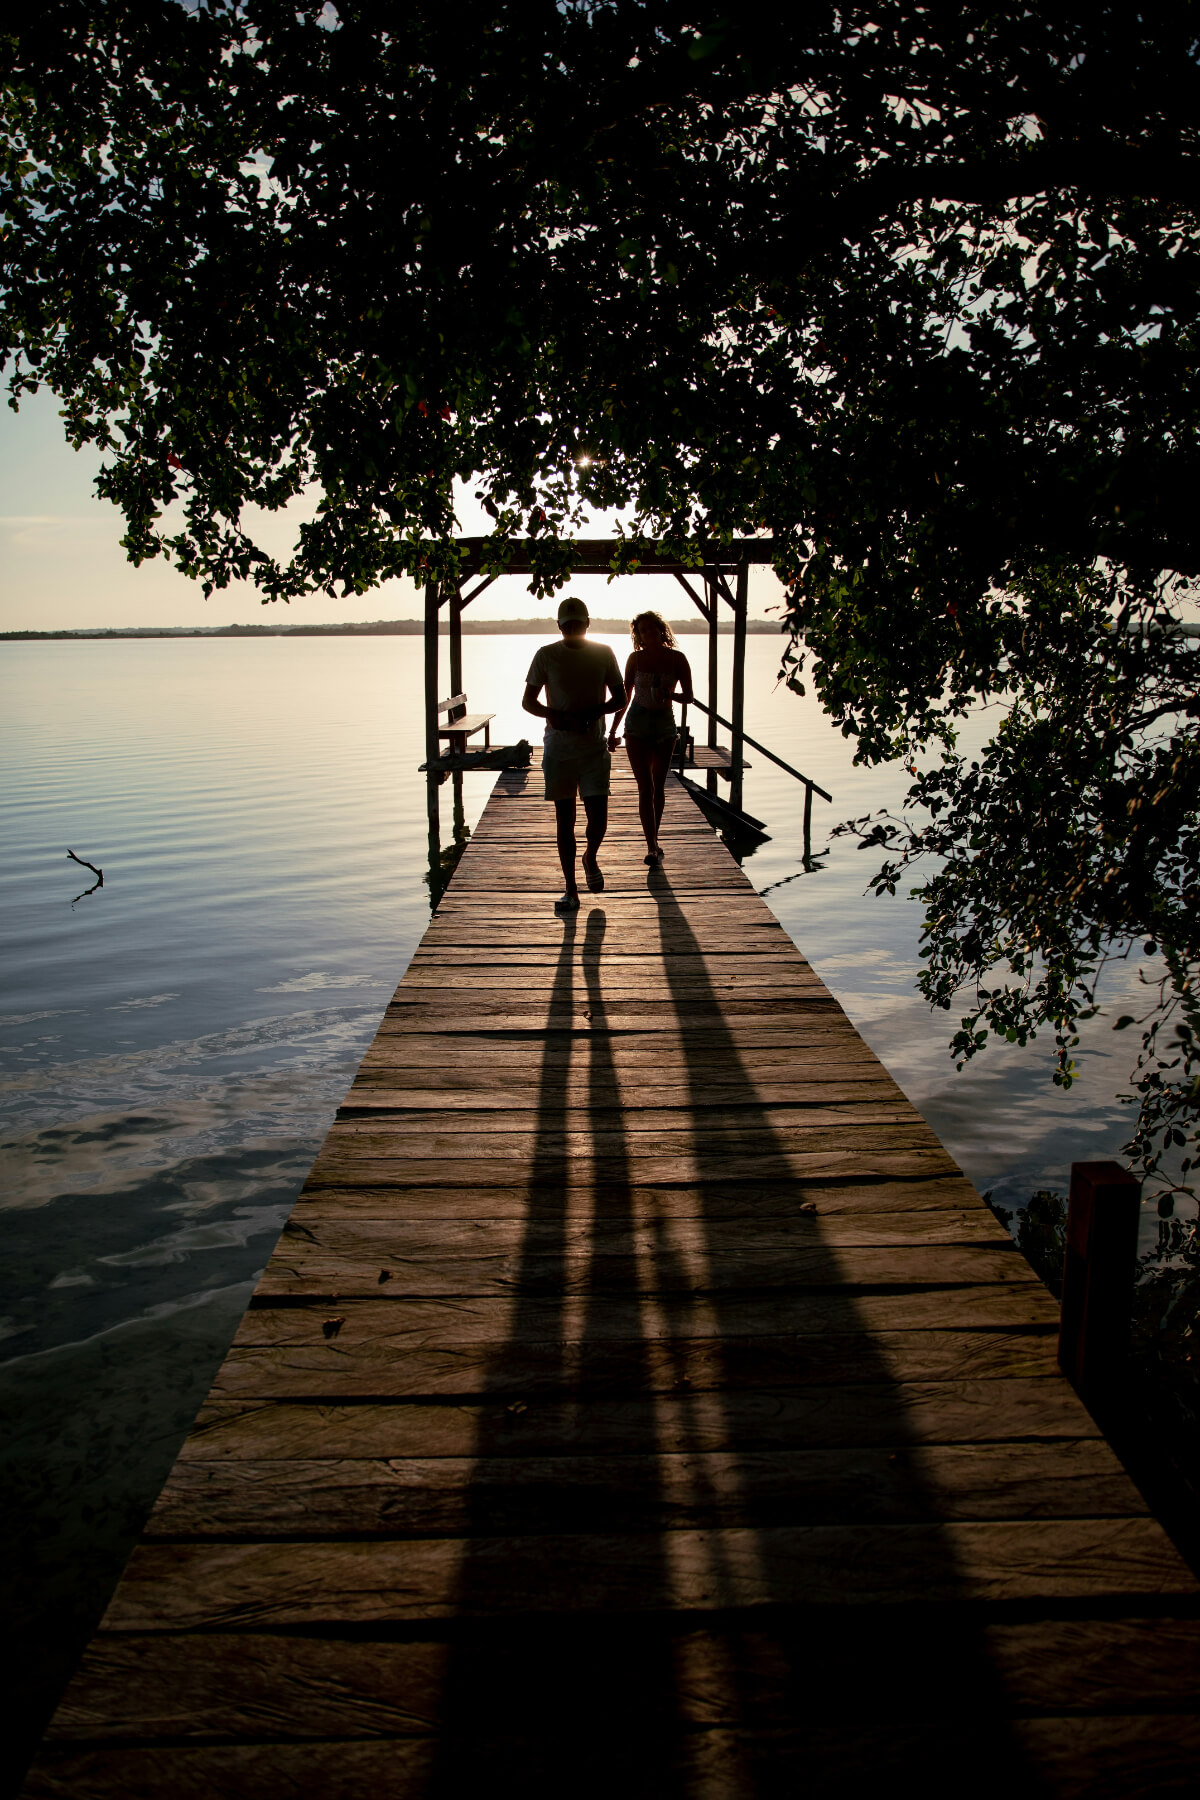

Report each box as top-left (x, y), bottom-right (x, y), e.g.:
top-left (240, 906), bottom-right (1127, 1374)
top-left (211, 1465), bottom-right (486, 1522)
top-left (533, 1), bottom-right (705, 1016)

top-left (680, 695), bottom-right (832, 860)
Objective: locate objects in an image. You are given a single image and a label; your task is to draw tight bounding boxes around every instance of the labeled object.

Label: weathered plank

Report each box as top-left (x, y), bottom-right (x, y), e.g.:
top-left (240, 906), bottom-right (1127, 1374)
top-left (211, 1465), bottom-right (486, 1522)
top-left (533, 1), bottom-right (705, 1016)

top-left (99, 1517), bottom-right (1195, 1632)
top-left (43, 1617), bottom-right (1200, 1743)
top-left (146, 1440), bottom-right (1145, 1539)
top-left (254, 1241), bottom-right (1035, 1299)
top-left (209, 1322), bottom-right (1061, 1400)
top-left (290, 1175), bottom-right (990, 1217)
top-left (173, 1379), bottom-right (1103, 1463)
top-left (285, 1207), bottom-right (1005, 1247)
top-left (26, 1717), bottom-right (1200, 1800)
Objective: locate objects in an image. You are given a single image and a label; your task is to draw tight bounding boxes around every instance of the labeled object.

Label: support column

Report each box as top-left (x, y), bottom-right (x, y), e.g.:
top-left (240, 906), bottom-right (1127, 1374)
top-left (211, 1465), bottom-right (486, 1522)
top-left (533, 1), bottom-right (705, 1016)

top-left (424, 581), bottom-right (442, 894)
top-left (424, 580), bottom-right (441, 770)
top-left (452, 770), bottom-right (466, 844)
top-left (448, 583), bottom-right (463, 715)
top-left (1059, 1161), bottom-right (1141, 1407)
top-left (730, 562), bottom-right (748, 815)
top-left (706, 572), bottom-right (719, 798)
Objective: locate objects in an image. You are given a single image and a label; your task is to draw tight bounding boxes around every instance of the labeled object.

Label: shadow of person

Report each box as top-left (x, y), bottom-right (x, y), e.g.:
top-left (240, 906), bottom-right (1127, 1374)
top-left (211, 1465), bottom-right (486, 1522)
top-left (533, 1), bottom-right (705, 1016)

top-left (638, 869), bottom-right (1045, 1796)
top-left (430, 906), bottom-right (686, 1797)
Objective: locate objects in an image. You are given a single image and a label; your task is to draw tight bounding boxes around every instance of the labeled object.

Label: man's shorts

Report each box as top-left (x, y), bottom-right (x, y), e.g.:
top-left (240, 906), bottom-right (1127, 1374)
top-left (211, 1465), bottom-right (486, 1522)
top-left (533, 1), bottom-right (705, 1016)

top-left (541, 730), bottom-right (612, 801)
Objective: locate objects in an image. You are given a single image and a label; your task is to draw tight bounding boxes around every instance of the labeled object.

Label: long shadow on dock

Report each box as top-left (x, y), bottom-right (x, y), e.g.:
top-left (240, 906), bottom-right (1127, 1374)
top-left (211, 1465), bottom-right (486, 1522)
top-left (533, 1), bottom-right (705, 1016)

top-left (645, 873), bottom-right (1036, 1794)
top-left (430, 907), bottom-right (682, 1792)
top-left (431, 869), bottom-right (1039, 1795)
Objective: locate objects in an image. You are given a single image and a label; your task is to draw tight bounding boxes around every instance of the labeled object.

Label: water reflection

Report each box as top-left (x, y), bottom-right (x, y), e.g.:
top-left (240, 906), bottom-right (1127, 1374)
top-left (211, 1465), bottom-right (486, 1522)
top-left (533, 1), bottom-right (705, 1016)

top-left (758, 852), bottom-right (830, 897)
top-left (424, 771), bottom-right (473, 910)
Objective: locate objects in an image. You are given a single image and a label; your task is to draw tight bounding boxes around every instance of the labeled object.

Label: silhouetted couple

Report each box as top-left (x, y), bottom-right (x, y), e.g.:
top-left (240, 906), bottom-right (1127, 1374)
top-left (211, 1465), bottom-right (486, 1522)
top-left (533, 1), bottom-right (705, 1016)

top-left (522, 597), bottom-right (693, 911)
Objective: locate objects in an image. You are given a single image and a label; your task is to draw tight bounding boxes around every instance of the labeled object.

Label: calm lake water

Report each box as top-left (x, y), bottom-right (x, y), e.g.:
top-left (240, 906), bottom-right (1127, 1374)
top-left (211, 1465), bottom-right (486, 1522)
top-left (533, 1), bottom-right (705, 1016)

top-left (0, 632), bottom-right (1154, 1784)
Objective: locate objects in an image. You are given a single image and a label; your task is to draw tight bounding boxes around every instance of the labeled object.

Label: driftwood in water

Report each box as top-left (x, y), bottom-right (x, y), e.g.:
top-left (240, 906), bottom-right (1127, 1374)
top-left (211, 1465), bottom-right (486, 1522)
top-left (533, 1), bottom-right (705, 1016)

top-left (66, 848), bottom-right (104, 904)
top-left (66, 849), bottom-right (103, 885)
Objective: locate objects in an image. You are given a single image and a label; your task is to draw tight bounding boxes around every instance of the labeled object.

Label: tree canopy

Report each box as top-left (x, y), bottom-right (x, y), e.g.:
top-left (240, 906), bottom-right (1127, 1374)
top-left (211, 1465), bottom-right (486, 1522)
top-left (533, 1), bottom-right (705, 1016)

top-left (4, 0), bottom-right (1200, 1192)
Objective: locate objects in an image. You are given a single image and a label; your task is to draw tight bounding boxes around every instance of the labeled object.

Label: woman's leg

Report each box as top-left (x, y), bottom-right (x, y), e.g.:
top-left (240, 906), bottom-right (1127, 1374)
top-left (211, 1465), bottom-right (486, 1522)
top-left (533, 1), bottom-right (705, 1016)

top-left (625, 739), bottom-right (659, 855)
top-left (649, 742), bottom-right (674, 837)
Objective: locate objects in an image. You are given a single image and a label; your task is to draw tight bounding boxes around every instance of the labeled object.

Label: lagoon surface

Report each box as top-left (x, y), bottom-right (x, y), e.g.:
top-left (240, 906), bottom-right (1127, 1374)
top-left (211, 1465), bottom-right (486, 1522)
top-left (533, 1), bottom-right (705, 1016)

top-left (0, 632), bottom-right (1151, 1784)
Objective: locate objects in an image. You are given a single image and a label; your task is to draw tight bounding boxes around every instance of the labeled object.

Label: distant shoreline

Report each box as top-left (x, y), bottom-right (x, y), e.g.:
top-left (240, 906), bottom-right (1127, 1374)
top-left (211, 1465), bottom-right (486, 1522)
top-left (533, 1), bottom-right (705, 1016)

top-left (2, 617), bottom-right (785, 641)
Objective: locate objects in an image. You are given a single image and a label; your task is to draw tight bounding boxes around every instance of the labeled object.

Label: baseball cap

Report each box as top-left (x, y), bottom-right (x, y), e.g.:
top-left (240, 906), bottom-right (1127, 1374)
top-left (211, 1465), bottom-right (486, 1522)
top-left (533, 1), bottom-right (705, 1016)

top-left (557, 596), bottom-right (589, 626)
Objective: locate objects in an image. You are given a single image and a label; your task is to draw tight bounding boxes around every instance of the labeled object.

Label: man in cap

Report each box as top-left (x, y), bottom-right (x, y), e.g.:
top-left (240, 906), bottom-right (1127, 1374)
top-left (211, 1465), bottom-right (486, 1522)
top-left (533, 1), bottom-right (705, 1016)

top-left (523, 596), bottom-right (627, 910)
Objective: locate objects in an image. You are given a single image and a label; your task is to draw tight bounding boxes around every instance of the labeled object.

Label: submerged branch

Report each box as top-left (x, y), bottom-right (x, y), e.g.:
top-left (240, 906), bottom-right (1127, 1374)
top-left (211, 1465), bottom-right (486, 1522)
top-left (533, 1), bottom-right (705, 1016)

top-left (66, 849), bottom-right (103, 886)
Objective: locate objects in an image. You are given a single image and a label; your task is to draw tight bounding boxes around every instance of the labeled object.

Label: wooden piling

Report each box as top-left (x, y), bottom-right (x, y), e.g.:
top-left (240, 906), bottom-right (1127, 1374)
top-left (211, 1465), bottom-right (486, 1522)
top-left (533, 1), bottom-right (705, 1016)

top-left (730, 563), bottom-right (747, 816)
top-left (706, 572), bottom-right (719, 799)
top-left (1058, 1160), bottom-right (1141, 1406)
top-left (448, 583), bottom-right (463, 705)
top-left (423, 580), bottom-right (440, 771)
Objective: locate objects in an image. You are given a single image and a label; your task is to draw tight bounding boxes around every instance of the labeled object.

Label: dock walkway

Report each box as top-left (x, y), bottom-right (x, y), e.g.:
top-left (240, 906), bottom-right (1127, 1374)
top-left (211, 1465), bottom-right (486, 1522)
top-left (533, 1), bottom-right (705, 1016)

top-left (28, 754), bottom-right (1200, 1796)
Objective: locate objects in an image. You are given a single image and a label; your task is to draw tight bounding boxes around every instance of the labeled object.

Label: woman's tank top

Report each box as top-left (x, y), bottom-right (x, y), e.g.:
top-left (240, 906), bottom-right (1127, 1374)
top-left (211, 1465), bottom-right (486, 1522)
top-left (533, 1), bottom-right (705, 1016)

top-left (632, 656), bottom-right (673, 708)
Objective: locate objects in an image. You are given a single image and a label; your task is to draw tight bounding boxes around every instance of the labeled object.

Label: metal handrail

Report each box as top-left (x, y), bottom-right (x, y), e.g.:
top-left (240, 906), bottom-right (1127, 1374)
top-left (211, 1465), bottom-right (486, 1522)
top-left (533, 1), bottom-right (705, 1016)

top-left (682, 697), bottom-right (832, 803)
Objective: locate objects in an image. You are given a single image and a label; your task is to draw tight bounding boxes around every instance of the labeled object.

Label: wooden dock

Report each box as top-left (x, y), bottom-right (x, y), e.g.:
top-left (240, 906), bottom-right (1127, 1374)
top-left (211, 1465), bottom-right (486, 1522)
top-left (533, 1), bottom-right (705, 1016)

top-left (26, 754), bottom-right (1200, 1796)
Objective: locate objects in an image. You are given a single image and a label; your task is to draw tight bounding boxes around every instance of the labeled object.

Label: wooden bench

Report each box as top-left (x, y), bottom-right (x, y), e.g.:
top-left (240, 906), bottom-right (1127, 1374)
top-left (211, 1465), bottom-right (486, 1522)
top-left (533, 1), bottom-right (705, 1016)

top-left (436, 692), bottom-right (494, 754)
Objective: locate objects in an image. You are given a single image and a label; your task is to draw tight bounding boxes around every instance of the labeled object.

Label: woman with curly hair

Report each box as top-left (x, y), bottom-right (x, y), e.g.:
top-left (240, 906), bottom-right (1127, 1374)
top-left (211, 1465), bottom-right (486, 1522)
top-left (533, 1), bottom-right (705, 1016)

top-left (608, 611), bottom-right (694, 863)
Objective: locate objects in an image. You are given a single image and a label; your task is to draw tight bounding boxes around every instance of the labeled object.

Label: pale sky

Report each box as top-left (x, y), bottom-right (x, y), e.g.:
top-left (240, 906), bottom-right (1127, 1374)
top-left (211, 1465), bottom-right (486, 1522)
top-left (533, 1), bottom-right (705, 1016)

top-left (0, 390), bottom-right (785, 630)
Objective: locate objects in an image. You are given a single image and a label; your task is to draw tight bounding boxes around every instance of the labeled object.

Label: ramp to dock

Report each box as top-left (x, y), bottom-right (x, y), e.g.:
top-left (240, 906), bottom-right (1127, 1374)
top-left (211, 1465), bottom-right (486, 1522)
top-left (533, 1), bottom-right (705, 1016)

top-left (26, 754), bottom-right (1200, 1796)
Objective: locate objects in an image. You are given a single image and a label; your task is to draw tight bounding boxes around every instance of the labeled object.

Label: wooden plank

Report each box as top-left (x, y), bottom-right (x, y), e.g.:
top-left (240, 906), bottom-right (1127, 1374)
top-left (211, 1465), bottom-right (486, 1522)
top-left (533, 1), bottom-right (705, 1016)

top-left (340, 1080), bottom-right (911, 1112)
top-left (27, 1716), bottom-right (1200, 1799)
top-left (320, 1107), bottom-right (935, 1142)
top-left (331, 1090), bottom-right (925, 1123)
top-left (254, 1243), bottom-right (1035, 1299)
top-left (302, 1152), bottom-right (971, 1191)
top-left (145, 1439), bottom-right (1145, 1539)
top-left (175, 1379), bottom-right (1101, 1462)
top-left (303, 1150), bottom-right (966, 1191)
top-left (207, 1324), bottom-right (1061, 1401)
top-left (98, 1517), bottom-right (1195, 1632)
top-left (435, 712), bottom-right (493, 735)
top-left (287, 1206), bottom-right (1004, 1247)
top-left (231, 1285), bottom-right (1063, 1345)
top-left (290, 1177), bottom-right (989, 1218)
top-left (310, 1121), bottom-right (948, 1159)
top-left (357, 1029), bottom-right (878, 1051)
top-left (42, 1617), bottom-right (1200, 1744)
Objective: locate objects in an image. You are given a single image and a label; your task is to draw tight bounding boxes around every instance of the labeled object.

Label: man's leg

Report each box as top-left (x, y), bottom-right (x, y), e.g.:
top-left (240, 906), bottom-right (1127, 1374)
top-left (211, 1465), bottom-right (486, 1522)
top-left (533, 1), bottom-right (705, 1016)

top-left (583, 795), bottom-right (609, 852)
top-left (581, 796), bottom-right (608, 891)
top-left (554, 796), bottom-right (579, 899)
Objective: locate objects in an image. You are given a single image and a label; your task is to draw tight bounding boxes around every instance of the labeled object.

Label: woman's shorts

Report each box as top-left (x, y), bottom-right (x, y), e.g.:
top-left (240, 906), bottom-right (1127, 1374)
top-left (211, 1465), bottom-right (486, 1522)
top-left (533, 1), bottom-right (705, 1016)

top-left (622, 702), bottom-right (677, 747)
top-left (541, 731), bottom-right (612, 801)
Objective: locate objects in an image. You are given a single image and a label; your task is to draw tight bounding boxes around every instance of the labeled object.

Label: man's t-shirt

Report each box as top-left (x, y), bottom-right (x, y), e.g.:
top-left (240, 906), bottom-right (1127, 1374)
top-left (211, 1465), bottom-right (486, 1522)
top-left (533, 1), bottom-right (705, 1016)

top-left (526, 638), bottom-right (624, 743)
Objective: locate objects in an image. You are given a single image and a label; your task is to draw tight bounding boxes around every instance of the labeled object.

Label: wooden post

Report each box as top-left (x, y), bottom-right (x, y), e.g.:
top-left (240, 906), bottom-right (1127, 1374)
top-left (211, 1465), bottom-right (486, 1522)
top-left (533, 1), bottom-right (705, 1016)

top-left (448, 584), bottom-right (463, 719)
top-left (424, 580), bottom-right (441, 770)
top-left (706, 572), bottom-right (719, 798)
top-left (451, 769), bottom-right (466, 843)
top-left (803, 780), bottom-right (814, 865)
top-left (424, 581), bottom-right (442, 883)
top-left (730, 562), bottom-right (748, 815)
top-left (1058, 1160), bottom-right (1141, 1406)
